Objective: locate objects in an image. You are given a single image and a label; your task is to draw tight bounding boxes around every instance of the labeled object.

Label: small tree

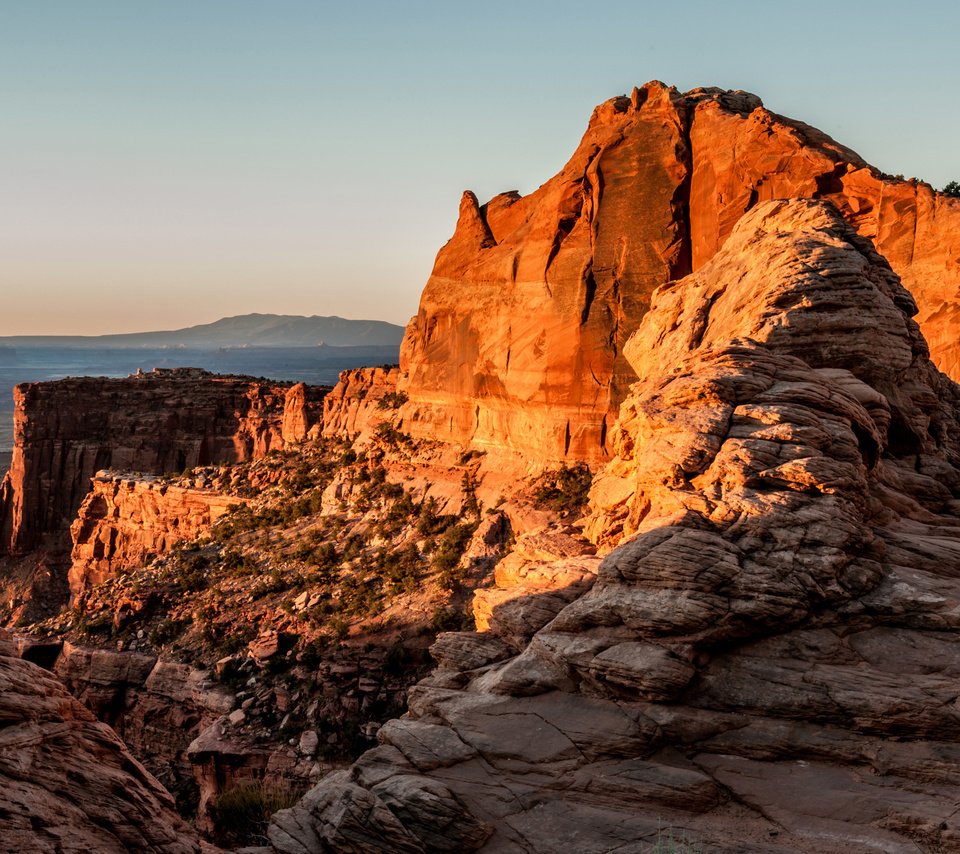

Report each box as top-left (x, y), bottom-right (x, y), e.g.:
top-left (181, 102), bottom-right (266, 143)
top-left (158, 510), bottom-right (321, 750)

top-left (943, 180), bottom-right (960, 198)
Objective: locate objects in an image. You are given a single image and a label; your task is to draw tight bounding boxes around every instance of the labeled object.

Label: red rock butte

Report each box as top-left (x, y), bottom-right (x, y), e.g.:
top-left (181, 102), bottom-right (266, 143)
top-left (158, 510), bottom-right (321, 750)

top-left (398, 81), bottom-right (960, 466)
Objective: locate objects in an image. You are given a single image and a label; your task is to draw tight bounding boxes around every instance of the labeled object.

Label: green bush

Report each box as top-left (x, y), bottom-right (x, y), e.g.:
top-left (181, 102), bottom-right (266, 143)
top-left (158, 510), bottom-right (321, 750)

top-left (432, 521), bottom-right (477, 574)
top-left (532, 463), bottom-right (593, 519)
top-left (647, 827), bottom-right (703, 853)
top-left (943, 180), bottom-right (960, 198)
top-left (376, 390), bottom-right (408, 410)
top-left (211, 779), bottom-right (303, 846)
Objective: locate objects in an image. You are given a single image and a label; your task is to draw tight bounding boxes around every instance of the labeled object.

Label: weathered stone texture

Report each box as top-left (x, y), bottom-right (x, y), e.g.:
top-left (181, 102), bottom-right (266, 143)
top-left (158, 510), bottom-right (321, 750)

top-left (269, 200), bottom-right (960, 853)
top-left (399, 82), bottom-right (960, 468)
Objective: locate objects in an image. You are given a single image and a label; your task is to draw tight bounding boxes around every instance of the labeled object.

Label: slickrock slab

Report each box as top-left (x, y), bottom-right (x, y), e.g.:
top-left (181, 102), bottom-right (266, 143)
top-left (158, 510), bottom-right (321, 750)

top-left (268, 200), bottom-right (960, 852)
top-left (0, 636), bottom-right (205, 853)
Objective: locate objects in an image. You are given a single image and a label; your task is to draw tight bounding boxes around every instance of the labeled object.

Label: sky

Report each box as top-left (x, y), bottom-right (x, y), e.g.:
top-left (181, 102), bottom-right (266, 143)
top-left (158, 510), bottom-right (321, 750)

top-left (1, 1), bottom-right (958, 335)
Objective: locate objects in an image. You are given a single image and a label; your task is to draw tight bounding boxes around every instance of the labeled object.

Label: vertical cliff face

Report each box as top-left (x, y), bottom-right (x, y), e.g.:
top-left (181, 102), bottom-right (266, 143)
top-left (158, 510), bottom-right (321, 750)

top-left (68, 474), bottom-right (245, 601)
top-left (684, 88), bottom-right (960, 379)
top-left (401, 82), bottom-right (692, 465)
top-left (0, 369), bottom-right (326, 557)
top-left (321, 366), bottom-right (401, 442)
top-left (399, 81), bottom-right (960, 467)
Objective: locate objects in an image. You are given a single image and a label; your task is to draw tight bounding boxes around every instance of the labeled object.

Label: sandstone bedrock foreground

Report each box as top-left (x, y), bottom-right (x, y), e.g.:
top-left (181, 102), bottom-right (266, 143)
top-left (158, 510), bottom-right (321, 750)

top-left (3, 81), bottom-right (960, 854)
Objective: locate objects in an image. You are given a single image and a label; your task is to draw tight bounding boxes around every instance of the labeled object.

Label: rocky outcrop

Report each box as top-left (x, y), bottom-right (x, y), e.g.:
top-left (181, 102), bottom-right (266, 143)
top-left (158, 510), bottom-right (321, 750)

top-left (0, 369), bottom-right (326, 558)
top-left (399, 83), bottom-right (691, 466)
top-left (0, 634), bottom-right (205, 853)
top-left (322, 366), bottom-right (401, 442)
top-left (68, 472), bottom-right (244, 601)
top-left (13, 633), bottom-right (236, 819)
top-left (268, 201), bottom-right (960, 852)
top-left (399, 81), bottom-right (960, 467)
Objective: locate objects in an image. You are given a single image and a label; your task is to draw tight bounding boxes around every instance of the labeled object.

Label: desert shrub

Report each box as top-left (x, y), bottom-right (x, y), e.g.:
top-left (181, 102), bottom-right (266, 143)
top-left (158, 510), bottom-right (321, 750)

top-left (174, 551), bottom-right (211, 591)
top-left (216, 624), bottom-right (256, 656)
top-left (431, 605), bottom-right (475, 632)
top-left (432, 521), bottom-right (478, 574)
top-left (647, 827), bottom-right (703, 853)
top-left (532, 463), bottom-right (593, 518)
top-left (328, 616), bottom-right (350, 640)
top-left (220, 547), bottom-right (257, 574)
top-left (384, 543), bottom-right (424, 595)
top-left (376, 390), bottom-right (408, 410)
top-left (373, 420), bottom-right (411, 447)
top-left (211, 779), bottom-right (304, 846)
top-left (297, 635), bottom-right (331, 667)
top-left (251, 568), bottom-right (290, 597)
top-left (416, 497), bottom-right (458, 536)
top-left (943, 180), bottom-right (960, 198)
top-left (148, 617), bottom-right (190, 647)
top-left (461, 470), bottom-right (481, 516)
top-left (382, 642), bottom-right (409, 676)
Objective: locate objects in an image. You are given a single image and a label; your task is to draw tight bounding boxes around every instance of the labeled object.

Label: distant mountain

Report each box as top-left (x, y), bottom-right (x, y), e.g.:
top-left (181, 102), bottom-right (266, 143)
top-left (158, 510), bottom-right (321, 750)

top-left (0, 314), bottom-right (406, 349)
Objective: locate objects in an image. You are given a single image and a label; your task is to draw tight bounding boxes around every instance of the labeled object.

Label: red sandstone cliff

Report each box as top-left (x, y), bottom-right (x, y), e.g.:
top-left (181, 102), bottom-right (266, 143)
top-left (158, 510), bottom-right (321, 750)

top-left (270, 199), bottom-right (960, 854)
top-left (321, 366), bottom-right (401, 442)
top-left (399, 82), bottom-right (960, 466)
top-left (0, 369), bottom-right (325, 558)
top-left (69, 473), bottom-right (245, 601)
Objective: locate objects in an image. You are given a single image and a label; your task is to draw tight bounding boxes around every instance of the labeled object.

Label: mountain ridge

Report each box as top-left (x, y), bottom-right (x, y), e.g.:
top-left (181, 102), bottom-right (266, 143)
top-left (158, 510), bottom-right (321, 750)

top-left (0, 313), bottom-right (406, 349)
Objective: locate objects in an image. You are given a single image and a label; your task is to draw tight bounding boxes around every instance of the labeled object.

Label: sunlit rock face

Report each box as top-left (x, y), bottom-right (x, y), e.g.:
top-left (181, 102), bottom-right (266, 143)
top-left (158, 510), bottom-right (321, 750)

top-left (399, 81), bottom-right (960, 468)
top-left (68, 473), bottom-right (243, 601)
top-left (268, 200), bottom-right (960, 853)
top-left (0, 370), bottom-right (325, 558)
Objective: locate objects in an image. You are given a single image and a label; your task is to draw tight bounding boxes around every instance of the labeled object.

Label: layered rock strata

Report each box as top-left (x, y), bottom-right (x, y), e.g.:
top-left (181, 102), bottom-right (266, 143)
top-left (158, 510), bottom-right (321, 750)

top-left (13, 633), bottom-right (236, 819)
top-left (268, 201), bottom-right (960, 853)
top-left (0, 634), bottom-right (205, 853)
top-left (68, 472), bottom-right (244, 600)
top-left (399, 81), bottom-right (960, 466)
top-left (0, 369), bottom-right (326, 557)
top-left (321, 366), bottom-right (401, 442)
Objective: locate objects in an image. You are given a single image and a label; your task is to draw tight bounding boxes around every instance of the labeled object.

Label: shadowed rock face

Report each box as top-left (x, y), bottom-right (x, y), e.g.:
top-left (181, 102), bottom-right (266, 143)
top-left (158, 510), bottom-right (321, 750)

top-left (0, 634), bottom-right (205, 853)
top-left (269, 201), bottom-right (960, 853)
top-left (399, 81), bottom-right (960, 467)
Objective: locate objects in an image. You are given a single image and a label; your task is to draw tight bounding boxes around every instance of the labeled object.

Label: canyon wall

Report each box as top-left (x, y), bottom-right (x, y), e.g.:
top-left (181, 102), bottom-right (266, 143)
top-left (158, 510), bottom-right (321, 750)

top-left (321, 366), bottom-right (401, 441)
top-left (0, 369), bottom-right (326, 557)
top-left (13, 632), bottom-right (236, 822)
top-left (399, 81), bottom-right (960, 467)
top-left (0, 633), bottom-right (205, 853)
top-left (68, 473), bottom-right (244, 601)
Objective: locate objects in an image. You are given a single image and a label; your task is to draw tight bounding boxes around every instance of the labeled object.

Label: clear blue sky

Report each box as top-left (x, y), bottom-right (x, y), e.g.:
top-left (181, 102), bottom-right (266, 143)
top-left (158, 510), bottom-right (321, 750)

top-left (1, 1), bottom-right (957, 334)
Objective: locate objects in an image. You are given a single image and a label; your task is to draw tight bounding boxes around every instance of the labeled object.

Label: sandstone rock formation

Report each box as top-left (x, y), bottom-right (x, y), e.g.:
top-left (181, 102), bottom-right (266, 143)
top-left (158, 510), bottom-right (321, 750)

top-left (399, 81), bottom-right (960, 467)
top-left (321, 366), bottom-right (401, 442)
top-left (268, 200), bottom-right (960, 853)
top-left (0, 633), bottom-right (205, 853)
top-left (69, 472), bottom-right (244, 601)
top-left (13, 633), bottom-right (236, 819)
top-left (0, 369), bottom-right (326, 620)
top-left (0, 368), bottom-right (326, 558)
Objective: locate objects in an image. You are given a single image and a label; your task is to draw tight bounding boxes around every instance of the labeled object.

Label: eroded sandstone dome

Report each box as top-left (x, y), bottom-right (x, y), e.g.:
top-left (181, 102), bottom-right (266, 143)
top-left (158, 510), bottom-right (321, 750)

top-left (271, 199), bottom-right (960, 853)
